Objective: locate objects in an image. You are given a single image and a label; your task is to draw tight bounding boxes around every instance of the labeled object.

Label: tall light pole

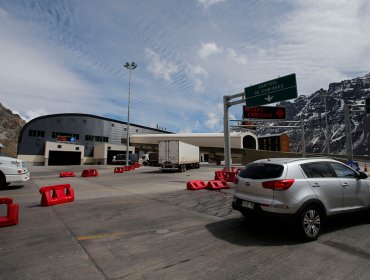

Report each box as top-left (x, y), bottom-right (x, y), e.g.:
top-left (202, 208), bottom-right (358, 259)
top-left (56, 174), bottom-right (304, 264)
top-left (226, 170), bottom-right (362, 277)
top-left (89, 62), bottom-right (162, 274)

top-left (124, 62), bottom-right (137, 166)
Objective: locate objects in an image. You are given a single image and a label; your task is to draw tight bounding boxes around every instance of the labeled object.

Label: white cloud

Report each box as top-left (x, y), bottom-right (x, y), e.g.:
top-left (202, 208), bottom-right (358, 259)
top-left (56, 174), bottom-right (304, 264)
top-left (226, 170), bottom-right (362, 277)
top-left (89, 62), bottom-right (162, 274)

top-left (227, 48), bottom-right (247, 65)
top-left (204, 112), bottom-right (219, 129)
top-left (198, 42), bottom-right (223, 59)
top-left (204, 103), bottom-right (224, 130)
top-left (186, 64), bottom-right (209, 92)
top-left (198, 0), bottom-right (227, 8)
top-left (145, 48), bottom-right (179, 81)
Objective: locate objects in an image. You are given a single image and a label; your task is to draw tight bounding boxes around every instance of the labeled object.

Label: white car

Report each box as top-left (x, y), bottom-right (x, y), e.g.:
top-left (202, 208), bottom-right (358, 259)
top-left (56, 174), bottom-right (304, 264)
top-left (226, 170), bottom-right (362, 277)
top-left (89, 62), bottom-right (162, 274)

top-left (0, 156), bottom-right (30, 188)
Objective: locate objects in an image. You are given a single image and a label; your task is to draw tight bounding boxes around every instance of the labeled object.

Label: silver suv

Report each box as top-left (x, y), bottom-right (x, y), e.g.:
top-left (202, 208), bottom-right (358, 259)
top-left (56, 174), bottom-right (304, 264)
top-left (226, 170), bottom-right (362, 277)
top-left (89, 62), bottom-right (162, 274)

top-left (232, 158), bottom-right (370, 241)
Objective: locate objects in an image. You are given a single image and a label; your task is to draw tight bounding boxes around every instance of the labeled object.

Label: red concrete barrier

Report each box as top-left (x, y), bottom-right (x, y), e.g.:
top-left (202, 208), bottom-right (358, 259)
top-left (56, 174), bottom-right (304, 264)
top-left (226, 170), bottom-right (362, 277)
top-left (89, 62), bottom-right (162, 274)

top-left (114, 167), bottom-right (125, 173)
top-left (123, 166), bottom-right (134, 171)
top-left (81, 169), bottom-right (99, 177)
top-left (39, 184), bottom-right (74, 207)
top-left (225, 172), bottom-right (237, 182)
top-left (133, 163), bottom-right (142, 169)
top-left (59, 171), bottom-right (76, 177)
top-left (0, 197), bottom-right (19, 227)
top-left (214, 170), bottom-right (225, 180)
top-left (187, 180), bottom-right (207, 190)
top-left (207, 180), bottom-right (229, 190)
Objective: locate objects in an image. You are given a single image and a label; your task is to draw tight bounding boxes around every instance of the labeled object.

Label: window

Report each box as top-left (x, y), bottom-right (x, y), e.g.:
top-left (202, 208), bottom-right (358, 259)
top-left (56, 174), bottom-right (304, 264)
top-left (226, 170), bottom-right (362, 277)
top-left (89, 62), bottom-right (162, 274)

top-left (239, 163), bottom-right (284, 179)
top-left (28, 130), bottom-right (45, 138)
top-left (75, 147), bottom-right (79, 151)
top-left (85, 135), bottom-right (94, 141)
top-left (95, 136), bottom-right (102, 142)
top-left (301, 162), bottom-right (335, 178)
top-left (329, 163), bottom-right (357, 178)
top-left (57, 145), bottom-right (62, 148)
top-left (121, 138), bottom-right (127, 144)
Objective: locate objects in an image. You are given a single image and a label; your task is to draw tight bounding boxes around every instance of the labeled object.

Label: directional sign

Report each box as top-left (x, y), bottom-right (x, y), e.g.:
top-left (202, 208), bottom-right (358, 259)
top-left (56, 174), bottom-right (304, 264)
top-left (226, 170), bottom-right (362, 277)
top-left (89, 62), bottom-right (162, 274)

top-left (366, 98), bottom-right (370, 114)
top-left (245, 73), bottom-right (298, 108)
top-left (243, 106), bottom-right (286, 120)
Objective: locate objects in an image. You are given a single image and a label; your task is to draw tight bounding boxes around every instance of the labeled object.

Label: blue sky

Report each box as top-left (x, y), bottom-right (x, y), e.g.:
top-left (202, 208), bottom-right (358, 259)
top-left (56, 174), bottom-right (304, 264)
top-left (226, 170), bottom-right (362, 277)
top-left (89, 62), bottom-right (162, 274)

top-left (1, 0), bottom-right (369, 133)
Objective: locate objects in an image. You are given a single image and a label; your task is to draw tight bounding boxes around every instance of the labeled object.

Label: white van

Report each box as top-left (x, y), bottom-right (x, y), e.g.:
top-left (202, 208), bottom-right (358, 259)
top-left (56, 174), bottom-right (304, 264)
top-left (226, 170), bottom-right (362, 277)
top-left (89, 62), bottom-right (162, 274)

top-left (0, 156), bottom-right (30, 188)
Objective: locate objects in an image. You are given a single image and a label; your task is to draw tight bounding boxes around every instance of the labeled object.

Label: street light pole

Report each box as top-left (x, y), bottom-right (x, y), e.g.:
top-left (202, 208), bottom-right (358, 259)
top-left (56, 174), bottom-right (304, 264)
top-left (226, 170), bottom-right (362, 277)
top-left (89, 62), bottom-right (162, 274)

top-left (124, 62), bottom-right (137, 166)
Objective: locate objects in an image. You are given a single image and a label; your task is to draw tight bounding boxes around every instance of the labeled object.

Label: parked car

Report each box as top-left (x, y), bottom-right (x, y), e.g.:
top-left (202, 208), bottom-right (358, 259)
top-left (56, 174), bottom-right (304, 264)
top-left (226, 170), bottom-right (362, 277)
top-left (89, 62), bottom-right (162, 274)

top-left (232, 158), bottom-right (370, 241)
top-left (0, 156), bottom-right (30, 188)
top-left (112, 153), bottom-right (138, 165)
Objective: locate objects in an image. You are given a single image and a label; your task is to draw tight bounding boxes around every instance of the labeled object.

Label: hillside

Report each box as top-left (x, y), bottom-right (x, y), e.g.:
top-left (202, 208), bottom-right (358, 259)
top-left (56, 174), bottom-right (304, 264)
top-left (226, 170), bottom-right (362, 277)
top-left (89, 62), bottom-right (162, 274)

top-left (257, 73), bottom-right (370, 156)
top-left (0, 103), bottom-right (26, 157)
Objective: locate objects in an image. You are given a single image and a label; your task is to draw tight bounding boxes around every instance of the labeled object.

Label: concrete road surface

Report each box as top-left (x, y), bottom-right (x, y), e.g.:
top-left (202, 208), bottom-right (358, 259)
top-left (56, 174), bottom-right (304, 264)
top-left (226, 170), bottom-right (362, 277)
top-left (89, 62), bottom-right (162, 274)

top-left (0, 164), bottom-right (369, 280)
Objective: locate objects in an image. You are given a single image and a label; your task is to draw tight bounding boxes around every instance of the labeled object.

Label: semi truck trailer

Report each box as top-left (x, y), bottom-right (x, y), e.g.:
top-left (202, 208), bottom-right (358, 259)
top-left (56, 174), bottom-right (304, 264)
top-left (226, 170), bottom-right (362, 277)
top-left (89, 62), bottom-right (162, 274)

top-left (158, 140), bottom-right (200, 172)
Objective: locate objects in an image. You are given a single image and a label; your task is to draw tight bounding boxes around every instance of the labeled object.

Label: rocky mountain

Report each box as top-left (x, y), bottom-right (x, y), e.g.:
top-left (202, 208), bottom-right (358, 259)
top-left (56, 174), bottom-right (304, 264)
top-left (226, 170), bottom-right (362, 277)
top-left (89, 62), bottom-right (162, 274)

top-left (257, 73), bottom-right (370, 156)
top-left (0, 102), bottom-right (26, 157)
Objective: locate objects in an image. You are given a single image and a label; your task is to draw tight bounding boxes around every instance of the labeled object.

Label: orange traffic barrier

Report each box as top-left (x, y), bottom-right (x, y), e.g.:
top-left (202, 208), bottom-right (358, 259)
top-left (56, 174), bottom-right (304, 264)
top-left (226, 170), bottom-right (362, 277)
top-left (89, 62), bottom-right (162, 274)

top-left (0, 197), bottom-right (19, 227)
top-left (59, 171), bottom-right (76, 177)
top-left (81, 169), bottom-right (99, 177)
top-left (225, 172), bottom-right (237, 182)
top-left (207, 180), bottom-right (229, 190)
top-left (39, 184), bottom-right (74, 207)
top-left (187, 180), bottom-right (207, 190)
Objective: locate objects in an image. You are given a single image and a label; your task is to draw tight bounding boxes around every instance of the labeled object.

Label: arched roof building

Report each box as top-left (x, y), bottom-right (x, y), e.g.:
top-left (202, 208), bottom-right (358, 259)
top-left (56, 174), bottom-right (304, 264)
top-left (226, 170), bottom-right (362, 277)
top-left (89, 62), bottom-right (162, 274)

top-left (17, 113), bottom-right (168, 165)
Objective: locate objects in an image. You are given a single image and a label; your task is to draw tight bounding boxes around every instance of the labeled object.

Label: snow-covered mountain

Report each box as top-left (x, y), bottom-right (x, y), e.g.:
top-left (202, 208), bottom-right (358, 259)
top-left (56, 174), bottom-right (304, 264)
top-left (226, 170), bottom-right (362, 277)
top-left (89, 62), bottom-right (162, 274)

top-left (257, 73), bottom-right (370, 156)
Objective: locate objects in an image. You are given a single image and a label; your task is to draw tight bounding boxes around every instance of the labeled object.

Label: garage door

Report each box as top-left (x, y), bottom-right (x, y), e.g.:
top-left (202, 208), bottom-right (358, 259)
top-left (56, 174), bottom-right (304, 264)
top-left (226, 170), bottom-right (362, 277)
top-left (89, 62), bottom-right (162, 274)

top-left (48, 151), bottom-right (81, 166)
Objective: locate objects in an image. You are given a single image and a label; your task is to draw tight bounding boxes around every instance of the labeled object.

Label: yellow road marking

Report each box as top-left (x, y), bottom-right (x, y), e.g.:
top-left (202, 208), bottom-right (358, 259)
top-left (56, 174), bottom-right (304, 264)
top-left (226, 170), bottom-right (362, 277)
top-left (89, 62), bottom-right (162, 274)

top-left (77, 232), bottom-right (124, 241)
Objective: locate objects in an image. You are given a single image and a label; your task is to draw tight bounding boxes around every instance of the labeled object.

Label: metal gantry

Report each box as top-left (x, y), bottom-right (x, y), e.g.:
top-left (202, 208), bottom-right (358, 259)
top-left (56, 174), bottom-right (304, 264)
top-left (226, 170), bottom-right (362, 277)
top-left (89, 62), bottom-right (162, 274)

top-left (223, 93), bottom-right (305, 172)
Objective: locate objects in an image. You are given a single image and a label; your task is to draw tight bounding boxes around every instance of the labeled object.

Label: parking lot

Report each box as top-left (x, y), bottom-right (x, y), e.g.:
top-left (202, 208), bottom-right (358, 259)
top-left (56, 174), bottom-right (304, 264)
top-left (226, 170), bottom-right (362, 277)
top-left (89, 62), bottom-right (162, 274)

top-left (1, 164), bottom-right (370, 280)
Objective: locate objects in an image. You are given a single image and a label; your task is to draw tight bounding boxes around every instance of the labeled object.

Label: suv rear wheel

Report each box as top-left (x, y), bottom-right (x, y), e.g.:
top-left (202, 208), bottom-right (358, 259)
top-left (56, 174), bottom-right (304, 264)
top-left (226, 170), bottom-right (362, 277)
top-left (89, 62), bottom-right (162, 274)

top-left (298, 205), bottom-right (323, 241)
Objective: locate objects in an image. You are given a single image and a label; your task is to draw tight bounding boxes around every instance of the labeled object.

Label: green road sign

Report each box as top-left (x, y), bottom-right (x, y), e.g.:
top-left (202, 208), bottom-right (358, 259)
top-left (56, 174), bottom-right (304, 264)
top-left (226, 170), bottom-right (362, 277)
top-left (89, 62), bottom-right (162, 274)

top-left (366, 98), bottom-right (370, 114)
top-left (245, 73), bottom-right (298, 108)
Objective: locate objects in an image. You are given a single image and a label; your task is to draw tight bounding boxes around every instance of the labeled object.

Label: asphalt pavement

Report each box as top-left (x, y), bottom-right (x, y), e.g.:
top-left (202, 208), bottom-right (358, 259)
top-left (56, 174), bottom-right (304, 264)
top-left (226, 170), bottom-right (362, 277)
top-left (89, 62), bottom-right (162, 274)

top-left (0, 164), bottom-right (369, 280)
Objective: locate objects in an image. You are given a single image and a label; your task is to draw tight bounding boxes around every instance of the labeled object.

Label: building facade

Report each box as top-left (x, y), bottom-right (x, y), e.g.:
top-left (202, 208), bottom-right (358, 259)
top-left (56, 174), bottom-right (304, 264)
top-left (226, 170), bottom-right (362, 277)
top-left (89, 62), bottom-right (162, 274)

top-left (18, 113), bottom-right (168, 166)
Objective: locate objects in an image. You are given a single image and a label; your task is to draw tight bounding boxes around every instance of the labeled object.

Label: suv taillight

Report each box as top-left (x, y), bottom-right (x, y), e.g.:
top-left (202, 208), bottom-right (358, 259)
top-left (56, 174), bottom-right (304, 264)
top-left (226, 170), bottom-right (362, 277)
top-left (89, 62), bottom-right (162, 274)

top-left (262, 179), bottom-right (295, 191)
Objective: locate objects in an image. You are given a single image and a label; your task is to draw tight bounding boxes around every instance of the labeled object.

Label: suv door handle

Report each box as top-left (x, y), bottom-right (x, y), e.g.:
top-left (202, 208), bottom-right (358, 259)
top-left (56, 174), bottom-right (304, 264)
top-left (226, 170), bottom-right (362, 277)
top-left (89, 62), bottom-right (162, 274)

top-left (342, 183), bottom-right (349, 189)
top-left (312, 183), bottom-right (320, 188)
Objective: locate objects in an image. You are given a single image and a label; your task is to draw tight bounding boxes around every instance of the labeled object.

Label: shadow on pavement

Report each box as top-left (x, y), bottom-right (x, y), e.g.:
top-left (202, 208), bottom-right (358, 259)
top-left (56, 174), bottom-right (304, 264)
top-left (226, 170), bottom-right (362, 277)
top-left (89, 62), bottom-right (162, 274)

top-left (206, 212), bottom-right (370, 246)
top-left (205, 217), bottom-right (301, 246)
top-left (0, 184), bottom-right (24, 191)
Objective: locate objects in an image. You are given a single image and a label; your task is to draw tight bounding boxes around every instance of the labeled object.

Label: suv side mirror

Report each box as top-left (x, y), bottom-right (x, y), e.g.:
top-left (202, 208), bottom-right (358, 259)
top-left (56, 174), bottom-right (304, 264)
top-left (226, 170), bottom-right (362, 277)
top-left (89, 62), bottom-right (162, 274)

top-left (358, 172), bottom-right (368, 180)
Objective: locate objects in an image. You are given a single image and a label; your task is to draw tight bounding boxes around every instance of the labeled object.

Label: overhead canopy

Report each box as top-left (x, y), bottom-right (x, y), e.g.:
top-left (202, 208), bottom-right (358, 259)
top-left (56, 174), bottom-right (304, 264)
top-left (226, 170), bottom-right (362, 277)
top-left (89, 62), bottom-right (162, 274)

top-left (130, 132), bottom-right (258, 150)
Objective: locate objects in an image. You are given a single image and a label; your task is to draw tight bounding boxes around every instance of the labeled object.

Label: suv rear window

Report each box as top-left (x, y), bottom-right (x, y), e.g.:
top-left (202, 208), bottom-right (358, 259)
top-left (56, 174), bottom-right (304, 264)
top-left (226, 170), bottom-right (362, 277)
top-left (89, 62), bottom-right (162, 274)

top-left (239, 163), bottom-right (284, 179)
